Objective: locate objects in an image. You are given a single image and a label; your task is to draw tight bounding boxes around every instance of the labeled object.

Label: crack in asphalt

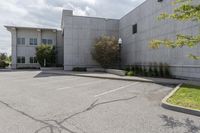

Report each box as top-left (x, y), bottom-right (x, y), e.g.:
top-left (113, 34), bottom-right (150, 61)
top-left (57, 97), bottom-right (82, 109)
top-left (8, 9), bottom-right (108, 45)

top-left (0, 96), bottom-right (137, 133)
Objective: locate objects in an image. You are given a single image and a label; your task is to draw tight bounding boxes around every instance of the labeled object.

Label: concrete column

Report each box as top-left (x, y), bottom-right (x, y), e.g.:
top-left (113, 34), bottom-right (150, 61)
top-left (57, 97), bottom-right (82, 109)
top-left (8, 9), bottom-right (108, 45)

top-left (37, 29), bottom-right (42, 45)
top-left (11, 28), bottom-right (17, 69)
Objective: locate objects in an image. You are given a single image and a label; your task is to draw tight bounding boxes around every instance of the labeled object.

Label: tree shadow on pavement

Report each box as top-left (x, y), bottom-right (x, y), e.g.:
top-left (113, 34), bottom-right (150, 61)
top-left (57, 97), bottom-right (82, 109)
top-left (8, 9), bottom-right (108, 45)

top-left (160, 115), bottom-right (200, 133)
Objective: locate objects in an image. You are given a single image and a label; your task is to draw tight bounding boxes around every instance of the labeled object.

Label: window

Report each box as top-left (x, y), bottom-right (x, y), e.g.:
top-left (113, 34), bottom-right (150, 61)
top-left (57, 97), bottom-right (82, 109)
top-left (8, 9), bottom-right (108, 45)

top-left (48, 39), bottom-right (53, 45)
top-left (132, 24), bottom-right (137, 34)
top-left (42, 39), bottom-right (47, 44)
top-left (17, 38), bottom-right (25, 45)
top-left (30, 57), bottom-right (37, 63)
top-left (30, 38), bottom-right (37, 45)
top-left (42, 39), bottom-right (53, 45)
top-left (17, 56), bottom-right (25, 63)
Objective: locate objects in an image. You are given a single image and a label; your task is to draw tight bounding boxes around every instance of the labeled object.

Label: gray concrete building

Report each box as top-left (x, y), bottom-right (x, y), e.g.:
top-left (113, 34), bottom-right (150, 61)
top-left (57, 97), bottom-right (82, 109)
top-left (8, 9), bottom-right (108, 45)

top-left (61, 10), bottom-right (119, 70)
top-left (5, 0), bottom-right (200, 79)
top-left (119, 0), bottom-right (200, 79)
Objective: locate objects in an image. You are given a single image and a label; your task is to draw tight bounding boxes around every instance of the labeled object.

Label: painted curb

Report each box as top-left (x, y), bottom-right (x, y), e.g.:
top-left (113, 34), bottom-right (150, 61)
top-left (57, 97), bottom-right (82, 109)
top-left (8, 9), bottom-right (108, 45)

top-left (162, 84), bottom-right (200, 117)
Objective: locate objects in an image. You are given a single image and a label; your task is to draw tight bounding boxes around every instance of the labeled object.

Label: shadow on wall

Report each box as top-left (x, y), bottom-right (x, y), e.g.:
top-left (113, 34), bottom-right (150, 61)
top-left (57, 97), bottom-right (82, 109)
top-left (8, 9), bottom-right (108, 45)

top-left (160, 115), bottom-right (200, 133)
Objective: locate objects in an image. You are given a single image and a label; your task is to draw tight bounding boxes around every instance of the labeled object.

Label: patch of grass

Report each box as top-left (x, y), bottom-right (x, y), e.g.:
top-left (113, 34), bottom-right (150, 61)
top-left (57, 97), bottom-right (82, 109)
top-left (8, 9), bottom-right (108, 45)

top-left (167, 84), bottom-right (200, 110)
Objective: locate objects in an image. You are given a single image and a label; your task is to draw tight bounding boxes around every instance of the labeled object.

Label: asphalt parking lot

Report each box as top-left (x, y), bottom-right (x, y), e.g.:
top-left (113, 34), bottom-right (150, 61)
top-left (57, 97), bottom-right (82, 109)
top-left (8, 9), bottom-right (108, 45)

top-left (0, 71), bottom-right (199, 133)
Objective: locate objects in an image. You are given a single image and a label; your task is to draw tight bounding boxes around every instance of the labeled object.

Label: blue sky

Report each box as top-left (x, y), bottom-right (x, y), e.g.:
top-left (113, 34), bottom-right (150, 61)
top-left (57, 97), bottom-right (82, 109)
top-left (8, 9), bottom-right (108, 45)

top-left (0, 0), bottom-right (146, 55)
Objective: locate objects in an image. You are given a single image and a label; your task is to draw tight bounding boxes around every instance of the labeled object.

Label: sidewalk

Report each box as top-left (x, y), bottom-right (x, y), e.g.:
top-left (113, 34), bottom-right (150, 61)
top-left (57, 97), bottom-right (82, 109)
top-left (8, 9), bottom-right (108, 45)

top-left (42, 70), bottom-right (200, 86)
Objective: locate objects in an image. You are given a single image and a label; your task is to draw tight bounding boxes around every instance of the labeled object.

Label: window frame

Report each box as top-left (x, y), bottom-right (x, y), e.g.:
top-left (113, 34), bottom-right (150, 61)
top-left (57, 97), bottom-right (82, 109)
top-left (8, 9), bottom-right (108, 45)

top-left (29, 38), bottom-right (37, 45)
top-left (17, 56), bottom-right (25, 64)
top-left (30, 57), bottom-right (37, 64)
top-left (47, 39), bottom-right (53, 45)
top-left (42, 39), bottom-right (53, 45)
top-left (17, 38), bottom-right (25, 45)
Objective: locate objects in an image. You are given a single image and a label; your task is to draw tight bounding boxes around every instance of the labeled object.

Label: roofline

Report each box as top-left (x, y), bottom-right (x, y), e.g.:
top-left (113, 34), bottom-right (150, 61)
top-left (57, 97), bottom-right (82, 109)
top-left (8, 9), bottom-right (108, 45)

top-left (61, 9), bottom-right (119, 24)
top-left (120, 0), bottom-right (147, 20)
top-left (72, 15), bottom-right (119, 21)
top-left (4, 25), bottom-right (59, 31)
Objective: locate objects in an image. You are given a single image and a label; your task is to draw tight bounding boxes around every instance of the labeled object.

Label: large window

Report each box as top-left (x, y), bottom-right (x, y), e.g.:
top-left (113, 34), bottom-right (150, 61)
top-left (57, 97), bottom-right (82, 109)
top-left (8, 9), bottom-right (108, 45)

top-left (30, 57), bottom-right (37, 63)
top-left (132, 24), bottom-right (137, 34)
top-left (17, 56), bottom-right (25, 63)
top-left (17, 38), bottom-right (25, 45)
top-left (42, 39), bottom-right (53, 45)
top-left (30, 38), bottom-right (37, 45)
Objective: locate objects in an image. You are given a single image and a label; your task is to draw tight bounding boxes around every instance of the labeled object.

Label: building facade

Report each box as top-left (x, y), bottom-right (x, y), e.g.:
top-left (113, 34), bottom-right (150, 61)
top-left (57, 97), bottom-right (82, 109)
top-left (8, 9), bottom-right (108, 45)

top-left (5, 26), bottom-right (64, 68)
top-left (119, 0), bottom-right (200, 79)
top-left (6, 0), bottom-right (200, 79)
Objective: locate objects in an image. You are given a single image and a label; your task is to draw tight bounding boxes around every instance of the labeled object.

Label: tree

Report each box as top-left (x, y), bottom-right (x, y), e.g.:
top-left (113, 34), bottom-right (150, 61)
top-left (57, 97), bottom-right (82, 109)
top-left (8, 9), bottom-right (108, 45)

top-left (91, 36), bottom-right (119, 68)
top-left (35, 44), bottom-right (56, 67)
top-left (0, 53), bottom-right (7, 61)
top-left (150, 0), bottom-right (200, 60)
top-left (0, 53), bottom-right (9, 68)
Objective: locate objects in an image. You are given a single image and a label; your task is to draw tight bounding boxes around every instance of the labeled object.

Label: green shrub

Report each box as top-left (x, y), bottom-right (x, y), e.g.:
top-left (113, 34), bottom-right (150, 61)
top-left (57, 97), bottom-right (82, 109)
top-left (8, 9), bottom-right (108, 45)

top-left (135, 65), bottom-right (139, 74)
top-left (148, 65), bottom-right (153, 77)
top-left (127, 71), bottom-right (135, 76)
top-left (153, 63), bottom-right (159, 77)
top-left (72, 67), bottom-right (87, 72)
top-left (0, 60), bottom-right (9, 68)
top-left (163, 63), bottom-right (171, 78)
top-left (124, 66), bottom-right (130, 72)
top-left (91, 36), bottom-right (119, 68)
top-left (159, 63), bottom-right (164, 77)
top-left (143, 66), bottom-right (148, 76)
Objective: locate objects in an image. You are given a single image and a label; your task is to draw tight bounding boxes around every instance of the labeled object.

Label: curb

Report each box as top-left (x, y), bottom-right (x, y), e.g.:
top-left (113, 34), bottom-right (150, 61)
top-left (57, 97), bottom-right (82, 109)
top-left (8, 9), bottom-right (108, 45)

top-left (42, 71), bottom-right (180, 85)
top-left (162, 84), bottom-right (200, 117)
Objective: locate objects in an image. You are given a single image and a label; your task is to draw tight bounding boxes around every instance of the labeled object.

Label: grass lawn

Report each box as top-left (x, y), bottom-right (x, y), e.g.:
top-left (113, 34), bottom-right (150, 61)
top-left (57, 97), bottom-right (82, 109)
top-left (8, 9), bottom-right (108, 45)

top-left (167, 84), bottom-right (200, 110)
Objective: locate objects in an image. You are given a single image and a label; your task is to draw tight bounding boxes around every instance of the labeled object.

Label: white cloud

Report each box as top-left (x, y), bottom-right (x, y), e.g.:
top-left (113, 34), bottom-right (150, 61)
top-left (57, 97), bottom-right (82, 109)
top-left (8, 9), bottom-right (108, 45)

top-left (0, 0), bottom-right (146, 55)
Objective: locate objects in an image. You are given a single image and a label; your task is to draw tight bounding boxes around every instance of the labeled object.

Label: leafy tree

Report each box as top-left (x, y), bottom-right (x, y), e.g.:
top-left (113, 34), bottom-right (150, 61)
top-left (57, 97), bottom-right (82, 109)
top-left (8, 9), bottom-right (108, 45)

top-left (91, 36), bottom-right (119, 68)
top-left (150, 0), bottom-right (200, 59)
top-left (0, 53), bottom-right (9, 68)
top-left (35, 44), bottom-right (56, 67)
top-left (0, 53), bottom-right (7, 61)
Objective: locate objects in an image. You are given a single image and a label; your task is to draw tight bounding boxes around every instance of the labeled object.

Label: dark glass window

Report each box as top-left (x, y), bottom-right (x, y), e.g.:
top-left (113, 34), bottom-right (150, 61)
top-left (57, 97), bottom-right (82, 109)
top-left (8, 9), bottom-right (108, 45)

top-left (132, 24), bottom-right (137, 34)
top-left (42, 39), bottom-right (53, 45)
top-left (42, 39), bottom-right (47, 44)
top-left (30, 57), bottom-right (37, 63)
top-left (30, 38), bottom-right (37, 45)
top-left (17, 56), bottom-right (25, 63)
top-left (48, 39), bottom-right (53, 45)
top-left (17, 38), bottom-right (25, 45)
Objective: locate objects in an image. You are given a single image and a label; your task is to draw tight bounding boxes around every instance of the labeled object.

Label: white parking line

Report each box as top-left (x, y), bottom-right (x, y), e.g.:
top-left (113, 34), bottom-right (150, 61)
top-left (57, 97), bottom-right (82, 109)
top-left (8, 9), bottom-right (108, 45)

top-left (56, 80), bottom-right (108, 91)
top-left (94, 82), bottom-right (140, 98)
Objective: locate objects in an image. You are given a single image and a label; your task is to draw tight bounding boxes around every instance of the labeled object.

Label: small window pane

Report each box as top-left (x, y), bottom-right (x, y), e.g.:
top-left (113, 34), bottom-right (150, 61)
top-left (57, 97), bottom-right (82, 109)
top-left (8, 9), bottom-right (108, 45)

top-left (34, 57), bottom-right (37, 63)
top-left (34, 39), bottom-right (37, 45)
top-left (30, 57), bottom-right (33, 63)
top-left (17, 57), bottom-right (21, 63)
top-left (22, 38), bottom-right (25, 45)
top-left (22, 57), bottom-right (25, 63)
